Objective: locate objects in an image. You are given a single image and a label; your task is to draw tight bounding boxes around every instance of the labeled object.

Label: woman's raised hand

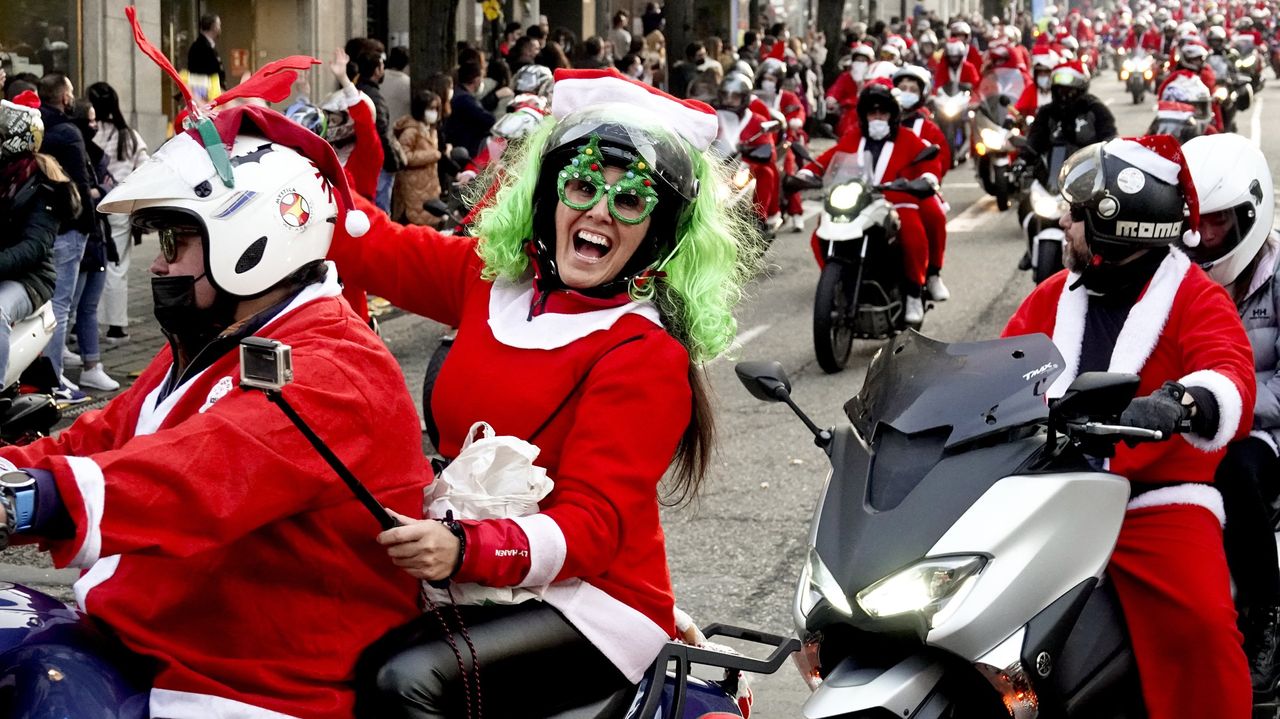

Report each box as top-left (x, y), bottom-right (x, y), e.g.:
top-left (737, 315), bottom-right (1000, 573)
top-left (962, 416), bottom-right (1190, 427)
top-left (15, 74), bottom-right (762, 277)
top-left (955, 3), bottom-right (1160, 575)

top-left (377, 508), bottom-right (461, 581)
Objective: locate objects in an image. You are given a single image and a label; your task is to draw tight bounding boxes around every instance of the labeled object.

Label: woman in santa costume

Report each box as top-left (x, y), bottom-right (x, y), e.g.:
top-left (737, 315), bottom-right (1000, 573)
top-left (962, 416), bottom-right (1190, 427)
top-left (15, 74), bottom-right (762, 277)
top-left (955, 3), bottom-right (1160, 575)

top-left (1003, 135), bottom-right (1256, 719)
top-left (797, 79), bottom-right (942, 325)
top-left (0, 10), bottom-right (428, 718)
top-left (327, 67), bottom-right (758, 717)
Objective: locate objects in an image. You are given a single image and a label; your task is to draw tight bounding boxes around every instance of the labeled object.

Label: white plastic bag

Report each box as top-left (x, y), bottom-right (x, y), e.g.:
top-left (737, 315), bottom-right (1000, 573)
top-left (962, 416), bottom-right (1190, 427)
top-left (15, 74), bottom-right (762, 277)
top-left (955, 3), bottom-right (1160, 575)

top-left (423, 421), bottom-right (553, 605)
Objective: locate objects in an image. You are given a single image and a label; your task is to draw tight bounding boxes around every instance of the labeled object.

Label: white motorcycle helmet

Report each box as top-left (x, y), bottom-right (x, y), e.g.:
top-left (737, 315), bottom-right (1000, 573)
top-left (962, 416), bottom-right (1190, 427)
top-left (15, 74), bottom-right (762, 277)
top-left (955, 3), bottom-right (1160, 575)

top-left (1182, 133), bottom-right (1275, 285)
top-left (99, 105), bottom-right (369, 298)
top-left (1160, 74), bottom-right (1212, 120)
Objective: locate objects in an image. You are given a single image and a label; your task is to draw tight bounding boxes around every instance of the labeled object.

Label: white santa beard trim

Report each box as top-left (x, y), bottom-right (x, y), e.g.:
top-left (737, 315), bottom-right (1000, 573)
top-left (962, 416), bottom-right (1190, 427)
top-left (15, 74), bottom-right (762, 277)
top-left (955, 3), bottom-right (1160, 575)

top-left (512, 513), bottom-right (567, 587)
top-left (73, 554), bottom-right (119, 610)
top-left (1179, 369), bottom-right (1244, 452)
top-left (1047, 272), bottom-right (1087, 398)
top-left (66, 455), bottom-right (106, 569)
top-left (1127, 482), bottom-right (1226, 526)
top-left (486, 279), bottom-right (661, 350)
top-left (1108, 249), bottom-right (1190, 376)
top-left (551, 78), bottom-right (718, 151)
top-left (150, 688), bottom-right (300, 719)
top-left (539, 578), bottom-right (671, 682)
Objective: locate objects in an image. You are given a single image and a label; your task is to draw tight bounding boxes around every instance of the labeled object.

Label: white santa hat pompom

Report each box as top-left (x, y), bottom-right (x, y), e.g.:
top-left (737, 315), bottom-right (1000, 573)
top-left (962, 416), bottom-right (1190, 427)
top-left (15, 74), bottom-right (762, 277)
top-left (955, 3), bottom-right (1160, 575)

top-left (344, 209), bottom-right (370, 237)
top-left (1183, 229), bottom-right (1201, 247)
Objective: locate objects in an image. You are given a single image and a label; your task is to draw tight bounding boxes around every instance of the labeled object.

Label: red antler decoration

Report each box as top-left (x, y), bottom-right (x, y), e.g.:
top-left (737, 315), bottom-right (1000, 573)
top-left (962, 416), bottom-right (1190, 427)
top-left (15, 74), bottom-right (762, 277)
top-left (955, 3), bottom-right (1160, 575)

top-left (125, 6), bottom-right (197, 115)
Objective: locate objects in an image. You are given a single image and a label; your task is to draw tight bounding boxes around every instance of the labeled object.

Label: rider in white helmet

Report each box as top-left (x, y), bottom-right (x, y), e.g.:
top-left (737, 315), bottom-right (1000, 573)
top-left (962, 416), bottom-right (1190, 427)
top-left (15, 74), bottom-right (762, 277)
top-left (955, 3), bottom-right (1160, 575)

top-left (1183, 130), bottom-right (1280, 701)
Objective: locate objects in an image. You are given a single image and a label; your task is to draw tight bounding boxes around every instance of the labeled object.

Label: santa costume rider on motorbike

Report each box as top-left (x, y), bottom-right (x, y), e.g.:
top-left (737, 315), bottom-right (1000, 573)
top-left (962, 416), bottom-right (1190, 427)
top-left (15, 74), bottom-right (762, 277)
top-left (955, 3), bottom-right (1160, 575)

top-left (826, 43), bottom-right (876, 137)
top-left (0, 93), bottom-right (430, 719)
top-left (799, 79), bottom-right (943, 323)
top-left (947, 21), bottom-right (985, 68)
top-left (717, 71), bottom-right (781, 229)
top-left (1004, 135), bottom-right (1256, 719)
top-left (1015, 46), bottom-right (1060, 118)
top-left (933, 38), bottom-right (982, 92)
top-left (1158, 38), bottom-right (1224, 129)
top-left (756, 57), bottom-right (811, 232)
top-left (893, 65), bottom-right (951, 301)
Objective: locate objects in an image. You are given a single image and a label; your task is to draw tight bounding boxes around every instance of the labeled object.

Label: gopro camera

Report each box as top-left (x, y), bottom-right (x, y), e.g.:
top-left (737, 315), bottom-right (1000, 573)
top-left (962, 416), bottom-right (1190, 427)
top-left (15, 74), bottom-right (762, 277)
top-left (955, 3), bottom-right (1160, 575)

top-left (239, 337), bottom-right (293, 391)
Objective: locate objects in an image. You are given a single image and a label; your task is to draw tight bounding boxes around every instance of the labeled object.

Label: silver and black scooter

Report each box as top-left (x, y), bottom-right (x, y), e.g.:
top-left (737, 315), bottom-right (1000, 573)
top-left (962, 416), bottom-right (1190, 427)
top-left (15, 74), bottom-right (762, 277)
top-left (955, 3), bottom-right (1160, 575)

top-left (736, 331), bottom-right (1275, 718)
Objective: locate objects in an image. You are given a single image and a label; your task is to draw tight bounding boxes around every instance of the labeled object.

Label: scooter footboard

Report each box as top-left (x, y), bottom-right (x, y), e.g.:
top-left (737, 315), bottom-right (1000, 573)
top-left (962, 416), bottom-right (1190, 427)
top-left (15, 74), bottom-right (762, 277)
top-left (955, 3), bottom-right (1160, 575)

top-left (801, 653), bottom-right (949, 719)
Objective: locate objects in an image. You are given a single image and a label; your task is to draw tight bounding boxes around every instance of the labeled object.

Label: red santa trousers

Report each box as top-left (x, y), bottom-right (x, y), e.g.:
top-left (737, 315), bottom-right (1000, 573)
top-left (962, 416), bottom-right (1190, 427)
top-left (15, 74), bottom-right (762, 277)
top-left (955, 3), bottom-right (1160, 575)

top-left (783, 146), bottom-right (804, 218)
top-left (750, 158), bottom-right (781, 221)
top-left (920, 195), bottom-right (947, 273)
top-left (1109, 501), bottom-right (1251, 719)
top-left (809, 206), bottom-right (928, 287)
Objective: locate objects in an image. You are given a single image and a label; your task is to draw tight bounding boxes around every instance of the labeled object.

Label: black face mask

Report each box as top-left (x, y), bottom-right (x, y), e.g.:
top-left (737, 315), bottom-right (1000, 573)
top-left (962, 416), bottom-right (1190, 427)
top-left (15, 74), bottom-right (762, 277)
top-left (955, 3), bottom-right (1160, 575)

top-left (151, 273), bottom-right (236, 354)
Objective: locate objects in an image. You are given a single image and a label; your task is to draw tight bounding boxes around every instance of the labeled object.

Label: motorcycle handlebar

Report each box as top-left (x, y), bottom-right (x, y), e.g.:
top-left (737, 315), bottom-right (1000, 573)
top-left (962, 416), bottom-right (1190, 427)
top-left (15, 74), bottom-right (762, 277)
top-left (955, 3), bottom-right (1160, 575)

top-left (1066, 421), bottom-right (1166, 442)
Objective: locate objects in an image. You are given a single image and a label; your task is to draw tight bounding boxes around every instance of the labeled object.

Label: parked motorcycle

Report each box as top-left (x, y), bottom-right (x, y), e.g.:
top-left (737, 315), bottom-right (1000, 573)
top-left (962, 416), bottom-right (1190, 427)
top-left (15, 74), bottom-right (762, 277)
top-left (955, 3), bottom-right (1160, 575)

top-left (930, 84), bottom-right (972, 169)
top-left (789, 146), bottom-right (939, 374)
top-left (734, 331), bottom-right (1279, 718)
top-left (1119, 52), bottom-right (1156, 103)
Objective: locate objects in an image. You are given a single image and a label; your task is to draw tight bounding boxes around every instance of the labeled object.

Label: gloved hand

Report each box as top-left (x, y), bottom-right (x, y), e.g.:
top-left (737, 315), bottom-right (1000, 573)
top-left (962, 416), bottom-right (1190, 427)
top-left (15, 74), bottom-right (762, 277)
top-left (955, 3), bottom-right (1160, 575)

top-left (1119, 381), bottom-right (1194, 438)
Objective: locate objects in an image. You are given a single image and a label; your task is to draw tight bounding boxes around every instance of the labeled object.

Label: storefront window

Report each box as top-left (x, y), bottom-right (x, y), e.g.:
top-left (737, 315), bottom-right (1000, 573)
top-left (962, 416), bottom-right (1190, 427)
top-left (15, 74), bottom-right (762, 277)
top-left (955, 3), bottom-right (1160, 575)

top-left (0, 0), bottom-right (81, 89)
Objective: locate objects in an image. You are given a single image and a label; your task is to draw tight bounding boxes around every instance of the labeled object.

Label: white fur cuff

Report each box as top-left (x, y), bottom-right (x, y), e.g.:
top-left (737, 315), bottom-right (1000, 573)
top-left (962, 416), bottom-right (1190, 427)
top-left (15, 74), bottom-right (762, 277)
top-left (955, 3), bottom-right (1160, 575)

top-left (1127, 483), bottom-right (1226, 526)
top-left (1179, 369), bottom-right (1244, 452)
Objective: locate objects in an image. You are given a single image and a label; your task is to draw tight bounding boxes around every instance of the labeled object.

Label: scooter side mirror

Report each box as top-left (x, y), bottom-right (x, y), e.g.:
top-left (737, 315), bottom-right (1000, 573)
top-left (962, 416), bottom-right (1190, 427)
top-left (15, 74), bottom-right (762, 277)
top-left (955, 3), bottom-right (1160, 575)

top-left (999, 95), bottom-right (1013, 107)
top-left (449, 146), bottom-right (472, 165)
top-left (734, 360), bottom-right (792, 402)
top-left (912, 145), bottom-right (940, 165)
top-left (1051, 372), bottom-right (1142, 419)
top-left (759, 119), bottom-right (783, 134)
top-left (1009, 134), bottom-right (1030, 150)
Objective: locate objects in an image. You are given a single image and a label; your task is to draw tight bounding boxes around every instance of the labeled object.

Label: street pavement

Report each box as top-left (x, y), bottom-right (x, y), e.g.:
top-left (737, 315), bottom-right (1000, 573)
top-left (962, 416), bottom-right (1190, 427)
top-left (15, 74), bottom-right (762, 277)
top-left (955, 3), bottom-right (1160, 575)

top-left (0, 69), bottom-right (1276, 715)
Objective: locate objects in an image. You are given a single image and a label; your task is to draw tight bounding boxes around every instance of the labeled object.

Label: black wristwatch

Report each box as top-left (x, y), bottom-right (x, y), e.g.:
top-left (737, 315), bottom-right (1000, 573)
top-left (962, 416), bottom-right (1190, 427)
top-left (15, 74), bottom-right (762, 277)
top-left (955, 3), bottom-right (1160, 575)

top-left (0, 470), bottom-right (37, 551)
top-left (440, 516), bottom-right (467, 580)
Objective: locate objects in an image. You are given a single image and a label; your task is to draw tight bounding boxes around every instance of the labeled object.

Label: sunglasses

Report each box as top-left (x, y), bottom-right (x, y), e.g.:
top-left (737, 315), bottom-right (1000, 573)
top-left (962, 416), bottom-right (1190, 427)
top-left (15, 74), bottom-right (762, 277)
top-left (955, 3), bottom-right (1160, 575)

top-left (558, 175), bottom-right (658, 225)
top-left (1069, 204), bottom-right (1089, 222)
top-left (157, 226), bottom-right (203, 263)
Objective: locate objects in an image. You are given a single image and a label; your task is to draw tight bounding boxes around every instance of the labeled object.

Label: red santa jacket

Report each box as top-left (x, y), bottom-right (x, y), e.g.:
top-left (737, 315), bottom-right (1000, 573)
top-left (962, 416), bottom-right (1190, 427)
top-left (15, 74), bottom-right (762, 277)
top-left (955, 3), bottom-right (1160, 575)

top-left (825, 71), bottom-right (865, 110)
top-left (328, 197), bottom-right (691, 683)
top-left (1014, 82), bottom-right (1051, 116)
top-left (1157, 65), bottom-right (1219, 96)
top-left (901, 109), bottom-right (950, 179)
top-left (1125, 29), bottom-right (1164, 53)
top-left (2, 270), bottom-right (426, 718)
top-left (718, 107), bottom-right (778, 162)
top-left (761, 88), bottom-right (808, 140)
top-left (803, 123), bottom-right (936, 202)
top-left (933, 59), bottom-right (982, 89)
top-left (1003, 250), bottom-right (1255, 488)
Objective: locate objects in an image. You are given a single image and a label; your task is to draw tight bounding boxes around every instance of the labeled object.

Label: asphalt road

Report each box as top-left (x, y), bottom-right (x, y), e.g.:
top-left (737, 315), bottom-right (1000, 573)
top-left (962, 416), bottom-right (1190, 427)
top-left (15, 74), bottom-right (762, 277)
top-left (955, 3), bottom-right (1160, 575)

top-left (1, 66), bottom-right (1277, 717)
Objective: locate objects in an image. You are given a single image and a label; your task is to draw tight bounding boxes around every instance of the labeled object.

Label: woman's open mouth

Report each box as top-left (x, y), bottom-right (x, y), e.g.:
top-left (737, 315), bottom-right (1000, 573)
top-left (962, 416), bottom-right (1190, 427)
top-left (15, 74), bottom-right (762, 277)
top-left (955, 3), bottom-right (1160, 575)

top-left (573, 230), bottom-right (612, 262)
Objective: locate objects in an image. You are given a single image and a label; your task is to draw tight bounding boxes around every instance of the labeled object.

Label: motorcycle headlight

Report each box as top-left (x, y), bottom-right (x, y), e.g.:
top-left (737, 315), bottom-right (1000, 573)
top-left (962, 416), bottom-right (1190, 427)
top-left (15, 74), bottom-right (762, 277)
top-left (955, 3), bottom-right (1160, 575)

top-left (828, 182), bottom-right (863, 211)
top-left (1214, 86), bottom-right (1229, 101)
top-left (1122, 59), bottom-right (1136, 71)
top-left (1031, 182), bottom-right (1068, 218)
top-left (1240, 55), bottom-right (1257, 68)
top-left (800, 546), bottom-right (853, 617)
top-left (1120, 69), bottom-right (1131, 79)
top-left (979, 127), bottom-right (1008, 151)
top-left (1144, 69), bottom-right (1154, 79)
top-left (941, 102), bottom-right (962, 118)
top-left (855, 555), bottom-right (986, 627)
top-left (732, 164), bottom-right (753, 190)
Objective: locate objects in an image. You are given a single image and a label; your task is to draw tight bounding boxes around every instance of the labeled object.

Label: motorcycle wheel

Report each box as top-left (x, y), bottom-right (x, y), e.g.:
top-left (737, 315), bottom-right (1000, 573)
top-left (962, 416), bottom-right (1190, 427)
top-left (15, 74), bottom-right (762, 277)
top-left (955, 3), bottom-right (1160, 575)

top-left (1033, 241), bottom-right (1064, 284)
top-left (421, 338), bottom-right (453, 450)
top-left (1131, 88), bottom-right (1144, 104)
top-left (813, 262), bottom-right (856, 374)
top-left (995, 172), bottom-right (1011, 212)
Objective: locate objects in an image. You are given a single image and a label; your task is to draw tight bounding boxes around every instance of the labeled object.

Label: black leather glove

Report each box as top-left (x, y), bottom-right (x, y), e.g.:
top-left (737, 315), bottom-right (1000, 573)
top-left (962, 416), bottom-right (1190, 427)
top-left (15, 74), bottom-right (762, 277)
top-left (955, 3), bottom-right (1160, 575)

top-left (1119, 381), bottom-right (1194, 438)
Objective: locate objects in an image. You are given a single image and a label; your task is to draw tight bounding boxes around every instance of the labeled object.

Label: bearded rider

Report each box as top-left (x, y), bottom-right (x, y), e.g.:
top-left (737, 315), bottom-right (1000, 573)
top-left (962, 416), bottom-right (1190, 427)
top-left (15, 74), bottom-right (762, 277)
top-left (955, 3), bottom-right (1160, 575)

top-left (1004, 136), bottom-right (1255, 719)
top-left (0, 94), bottom-right (429, 717)
top-left (798, 80), bottom-right (941, 324)
top-left (893, 65), bottom-right (951, 302)
top-left (1183, 133), bottom-right (1280, 699)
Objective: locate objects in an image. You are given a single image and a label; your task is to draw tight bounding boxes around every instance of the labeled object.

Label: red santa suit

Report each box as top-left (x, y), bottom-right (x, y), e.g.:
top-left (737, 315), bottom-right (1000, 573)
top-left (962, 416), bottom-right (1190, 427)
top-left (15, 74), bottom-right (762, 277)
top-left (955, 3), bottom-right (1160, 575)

top-left (1125, 29), bottom-right (1165, 53)
top-left (331, 88), bottom-right (383, 323)
top-left (1014, 82), bottom-right (1051, 116)
top-left (826, 71), bottom-right (869, 136)
top-left (1003, 249), bottom-right (1255, 719)
top-left (932, 58), bottom-right (982, 90)
top-left (802, 125), bottom-right (934, 286)
top-left (2, 269), bottom-right (427, 718)
top-left (761, 88), bottom-right (809, 218)
top-left (1157, 66), bottom-right (1224, 131)
top-left (328, 196), bottom-right (692, 684)
top-left (719, 106), bottom-right (780, 222)
top-left (900, 109), bottom-right (949, 275)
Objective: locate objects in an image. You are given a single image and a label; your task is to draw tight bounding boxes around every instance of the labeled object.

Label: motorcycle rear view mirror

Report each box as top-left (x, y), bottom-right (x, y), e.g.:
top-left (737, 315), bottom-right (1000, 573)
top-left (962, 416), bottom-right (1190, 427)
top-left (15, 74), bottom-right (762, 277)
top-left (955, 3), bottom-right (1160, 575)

top-left (735, 360), bottom-right (792, 402)
top-left (912, 145), bottom-right (940, 165)
top-left (1051, 372), bottom-right (1142, 420)
top-left (422, 199), bottom-right (450, 217)
top-left (759, 119), bottom-right (782, 134)
top-left (744, 144), bottom-right (775, 163)
top-left (1009, 135), bottom-right (1030, 150)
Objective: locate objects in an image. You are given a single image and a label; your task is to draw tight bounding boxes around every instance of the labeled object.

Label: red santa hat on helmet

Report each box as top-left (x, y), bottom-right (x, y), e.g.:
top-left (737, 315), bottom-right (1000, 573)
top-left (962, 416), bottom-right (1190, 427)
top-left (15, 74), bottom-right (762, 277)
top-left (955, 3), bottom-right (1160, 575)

top-left (549, 67), bottom-right (719, 151)
top-left (1104, 135), bottom-right (1202, 246)
top-left (1053, 59), bottom-right (1090, 82)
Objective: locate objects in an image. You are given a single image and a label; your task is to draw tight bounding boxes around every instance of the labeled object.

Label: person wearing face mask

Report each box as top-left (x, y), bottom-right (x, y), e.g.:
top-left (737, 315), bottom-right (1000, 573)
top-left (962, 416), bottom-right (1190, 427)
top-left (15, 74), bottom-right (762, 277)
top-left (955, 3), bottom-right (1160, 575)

top-left (932, 38), bottom-right (981, 92)
top-left (392, 90), bottom-right (444, 226)
top-left (894, 65), bottom-right (951, 302)
top-left (755, 56), bottom-right (810, 232)
top-left (825, 43), bottom-right (876, 136)
top-left (1025, 60), bottom-right (1116, 160)
top-left (1157, 38), bottom-right (1223, 129)
top-left (323, 67), bottom-right (757, 717)
top-left (1003, 135), bottom-right (1256, 719)
top-left (717, 71), bottom-right (781, 227)
top-left (0, 54), bottom-right (433, 717)
top-left (799, 79), bottom-right (938, 323)
top-left (1013, 47), bottom-right (1059, 118)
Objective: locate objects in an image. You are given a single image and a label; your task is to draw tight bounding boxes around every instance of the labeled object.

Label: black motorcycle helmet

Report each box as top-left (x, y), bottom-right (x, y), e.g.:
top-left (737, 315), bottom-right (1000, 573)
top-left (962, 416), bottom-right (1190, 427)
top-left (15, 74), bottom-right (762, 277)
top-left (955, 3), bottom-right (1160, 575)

top-left (528, 106), bottom-right (698, 298)
top-left (1049, 61), bottom-right (1089, 108)
top-left (1059, 139), bottom-right (1189, 262)
top-left (856, 81), bottom-right (901, 136)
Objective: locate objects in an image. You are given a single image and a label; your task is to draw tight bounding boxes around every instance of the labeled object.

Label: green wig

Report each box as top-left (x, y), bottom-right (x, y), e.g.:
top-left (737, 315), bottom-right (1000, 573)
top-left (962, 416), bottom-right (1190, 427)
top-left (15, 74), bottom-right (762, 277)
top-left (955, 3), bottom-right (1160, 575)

top-left (471, 114), bottom-right (761, 363)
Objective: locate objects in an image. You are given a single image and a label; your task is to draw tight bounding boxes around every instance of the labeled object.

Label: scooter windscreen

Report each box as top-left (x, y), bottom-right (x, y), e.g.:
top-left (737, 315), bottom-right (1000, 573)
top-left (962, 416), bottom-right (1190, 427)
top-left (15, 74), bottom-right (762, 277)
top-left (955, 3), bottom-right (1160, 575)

top-left (844, 331), bottom-right (1064, 449)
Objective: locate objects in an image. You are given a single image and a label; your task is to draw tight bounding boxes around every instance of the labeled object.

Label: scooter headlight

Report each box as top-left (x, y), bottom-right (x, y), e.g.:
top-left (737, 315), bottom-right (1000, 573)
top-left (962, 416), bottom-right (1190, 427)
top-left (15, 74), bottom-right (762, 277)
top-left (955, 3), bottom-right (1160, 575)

top-left (856, 555), bottom-right (986, 627)
top-left (1120, 69), bottom-right (1131, 79)
top-left (941, 101), bottom-right (962, 118)
top-left (1214, 85), bottom-right (1229, 101)
top-left (800, 546), bottom-right (853, 617)
top-left (732, 163), bottom-right (753, 190)
top-left (828, 182), bottom-right (863, 211)
top-left (1031, 182), bottom-right (1068, 218)
top-left (979, 127), bottom-right (1008, 152)
top-left (1240, 54), bottom-right (1257, 68)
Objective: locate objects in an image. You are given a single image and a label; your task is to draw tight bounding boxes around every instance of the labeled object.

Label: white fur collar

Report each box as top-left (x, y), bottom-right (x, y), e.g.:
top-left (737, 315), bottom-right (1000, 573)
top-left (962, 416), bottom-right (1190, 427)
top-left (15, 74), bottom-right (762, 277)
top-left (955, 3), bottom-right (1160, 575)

top-left (1046, 249), bottom-right (1192, 398)
top-left (856, 137), bottom-right (896, 184)
top-left (487, 278), bottom-right (661, 350)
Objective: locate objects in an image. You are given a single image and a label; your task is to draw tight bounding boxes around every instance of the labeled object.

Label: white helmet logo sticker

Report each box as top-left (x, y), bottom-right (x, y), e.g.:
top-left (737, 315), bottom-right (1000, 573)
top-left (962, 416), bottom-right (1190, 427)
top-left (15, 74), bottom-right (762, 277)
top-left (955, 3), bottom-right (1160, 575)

top-left (277, 191), bottom-right (311, 229)
top-left (1116, 167), bottom-right (1146, 194)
